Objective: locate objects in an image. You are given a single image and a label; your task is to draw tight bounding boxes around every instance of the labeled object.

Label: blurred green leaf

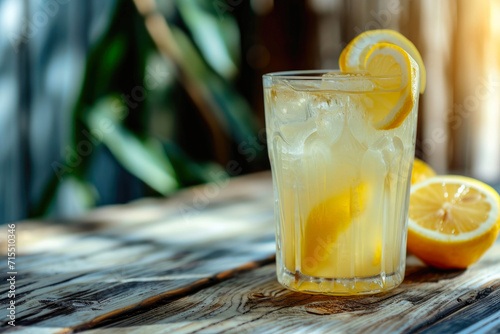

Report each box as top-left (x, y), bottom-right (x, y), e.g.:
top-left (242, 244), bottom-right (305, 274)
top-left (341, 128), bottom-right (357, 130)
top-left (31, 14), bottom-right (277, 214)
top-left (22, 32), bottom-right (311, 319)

top-left (34, 0), bottom-right (262, 218)
top-left (96, 33), bottom-right (128, 96)
top-left (217, 11), bottom-right (241, 67)
top-left (64, 176), bottom-right (98, 210)
top-left (86, 97), bottom-right (179, 195)
top-left (176, 0), bottom-right (240, 80)
top-left (172, 26), bottom-right (261, 146)
top-left (162, 141), bottom-right (228, 186)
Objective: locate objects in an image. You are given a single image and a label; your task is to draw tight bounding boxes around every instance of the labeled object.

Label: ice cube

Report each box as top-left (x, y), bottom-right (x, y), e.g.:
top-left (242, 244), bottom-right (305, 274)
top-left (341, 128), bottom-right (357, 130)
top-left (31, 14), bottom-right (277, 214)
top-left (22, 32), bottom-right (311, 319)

top-left (303, 133), bottom-right (332, 162)
top-left (362, 147), bottom-right (388, 179)
top-left (347, 95), bottom-right (382, 148)
top-left (370, 135), bottom-right (391, 153)
top-left (302, 133), bottom-right (336, 201)
top-left (361, 146), bottom-right (388, 207)
top-left (385, 137), bottom-right (409, 183)
top-left (367, 135), bottom-right (406, 181)
top-left (270, 84), bottom-right (308, 123)
top-left (279, 119), bottom-right (317, 155)
top-left (308, 93), bottom-right (345, 145)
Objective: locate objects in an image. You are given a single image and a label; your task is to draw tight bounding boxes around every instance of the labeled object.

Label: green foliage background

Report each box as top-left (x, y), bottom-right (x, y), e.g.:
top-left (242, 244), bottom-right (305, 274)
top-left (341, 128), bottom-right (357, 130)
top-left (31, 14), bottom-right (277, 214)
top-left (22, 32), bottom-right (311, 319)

top-left (34, 0), bottom-right (263, 216)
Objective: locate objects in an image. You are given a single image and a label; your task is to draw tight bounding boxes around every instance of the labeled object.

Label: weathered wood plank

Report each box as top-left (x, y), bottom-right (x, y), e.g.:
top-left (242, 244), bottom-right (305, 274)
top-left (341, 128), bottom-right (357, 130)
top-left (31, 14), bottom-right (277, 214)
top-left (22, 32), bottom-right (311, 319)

top-left (0, 173), bottom-right (276, 332)
top-left (455, 311), bottom-right (500, 334)
top-left (415, 284), bottom-right (500, 334)
top-left (80, 242), bottom-right (500, 334)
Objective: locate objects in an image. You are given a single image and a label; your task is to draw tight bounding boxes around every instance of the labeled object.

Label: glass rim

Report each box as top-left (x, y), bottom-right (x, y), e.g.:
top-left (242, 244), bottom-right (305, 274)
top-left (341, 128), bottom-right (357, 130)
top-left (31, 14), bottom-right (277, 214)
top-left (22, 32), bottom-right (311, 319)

top-left (262, 69), bottom-right (400, 80)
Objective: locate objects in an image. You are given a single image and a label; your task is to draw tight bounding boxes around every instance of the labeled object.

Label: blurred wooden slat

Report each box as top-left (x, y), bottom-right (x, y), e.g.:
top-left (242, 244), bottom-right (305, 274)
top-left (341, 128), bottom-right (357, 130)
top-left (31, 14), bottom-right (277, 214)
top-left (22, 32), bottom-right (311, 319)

top-left (375, 0), bottom-right (401, 30)
top-left (450, 0), bottom-right (490, 175)
top-left (399, 0), bottom-right (426, 163)
top-left (308, 0), bottom-right (344, 69)
top-left (417, 0), bottom-right (455, 173)
top-left (342, 0), bottom-right (379, 42)
top-left (470, 0), bottom-right (500, 183)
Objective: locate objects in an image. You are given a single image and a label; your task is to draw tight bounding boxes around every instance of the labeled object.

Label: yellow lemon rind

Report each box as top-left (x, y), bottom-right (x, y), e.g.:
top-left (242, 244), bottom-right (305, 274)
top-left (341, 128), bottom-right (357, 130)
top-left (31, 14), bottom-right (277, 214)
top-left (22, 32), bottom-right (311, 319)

top-left (339, 29), bottom-right (426, 93)
top-left (364, 43), bottom-right (416, 130)
top-left (407, 224), bottom-right (499, 269)
top-left (375, 88), bottom-right (414, 130)
top-left (411, 158), bottom-right (437, 185)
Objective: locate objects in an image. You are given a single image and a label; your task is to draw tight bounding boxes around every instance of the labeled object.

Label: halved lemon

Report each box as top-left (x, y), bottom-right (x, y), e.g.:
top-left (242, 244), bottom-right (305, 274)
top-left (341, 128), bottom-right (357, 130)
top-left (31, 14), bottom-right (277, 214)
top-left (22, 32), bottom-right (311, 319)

top-left (408, 176), bottom-right (500, 269)
top-left (339, 29), bottom-right (426, 93)
top-left (411, 158), bottom-right (437, 185)
top-left (362, 42), bottom-right (416, 130)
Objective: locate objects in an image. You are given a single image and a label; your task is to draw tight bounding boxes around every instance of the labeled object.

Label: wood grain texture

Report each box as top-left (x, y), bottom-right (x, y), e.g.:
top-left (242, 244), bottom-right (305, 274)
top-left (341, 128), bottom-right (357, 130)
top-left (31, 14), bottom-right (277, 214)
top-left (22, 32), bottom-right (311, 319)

top-left (0, 173), bottom-right (275, 332)
top-left (82, 243), bottom-right (500, 334)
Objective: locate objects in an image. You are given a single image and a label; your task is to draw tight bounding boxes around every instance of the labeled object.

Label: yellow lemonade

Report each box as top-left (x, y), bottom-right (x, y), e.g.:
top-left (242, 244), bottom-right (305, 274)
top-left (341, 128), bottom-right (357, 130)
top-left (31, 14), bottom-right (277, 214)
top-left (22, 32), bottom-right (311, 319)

top-left (264, 68), bottom-right (420, 294)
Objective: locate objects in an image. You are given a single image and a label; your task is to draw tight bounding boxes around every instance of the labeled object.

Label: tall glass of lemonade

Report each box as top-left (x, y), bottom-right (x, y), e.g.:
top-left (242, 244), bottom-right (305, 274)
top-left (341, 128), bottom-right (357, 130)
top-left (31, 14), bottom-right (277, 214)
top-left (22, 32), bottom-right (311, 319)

top-left (264, 32), bottom-right (424, 295)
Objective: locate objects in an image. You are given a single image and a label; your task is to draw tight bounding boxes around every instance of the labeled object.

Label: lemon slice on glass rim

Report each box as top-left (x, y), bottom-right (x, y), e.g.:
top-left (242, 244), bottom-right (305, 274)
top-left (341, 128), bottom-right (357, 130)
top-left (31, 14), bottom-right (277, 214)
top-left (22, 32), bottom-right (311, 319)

top-left (361, 42), bottom-right (418, 130)
top-left (338, 30), bottom-right (424, 130)
top-left (339, 29), bottom-right (426, 93)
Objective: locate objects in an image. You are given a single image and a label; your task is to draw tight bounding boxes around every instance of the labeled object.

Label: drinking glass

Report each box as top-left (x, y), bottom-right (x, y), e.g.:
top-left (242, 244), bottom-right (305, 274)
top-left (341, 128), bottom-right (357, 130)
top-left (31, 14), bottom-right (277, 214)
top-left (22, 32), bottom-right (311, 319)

top-left (263, 70), bottom-right (419, 295)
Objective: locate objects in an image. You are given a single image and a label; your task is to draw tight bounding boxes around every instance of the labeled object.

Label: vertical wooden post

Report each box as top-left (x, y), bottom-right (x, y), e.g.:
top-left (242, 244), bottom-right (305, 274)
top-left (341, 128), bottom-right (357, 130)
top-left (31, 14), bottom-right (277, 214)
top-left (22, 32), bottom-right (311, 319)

top-left (470, 0), bottom-right (500, 183)
top-left (417, 0), bottom-right (455, 174)
top-left (450, 0), bottom-right (490, 176)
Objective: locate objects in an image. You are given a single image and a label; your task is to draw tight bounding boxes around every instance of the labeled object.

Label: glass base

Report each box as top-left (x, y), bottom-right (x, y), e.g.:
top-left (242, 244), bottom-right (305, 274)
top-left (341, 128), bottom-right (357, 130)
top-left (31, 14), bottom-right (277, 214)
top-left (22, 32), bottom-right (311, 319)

top-left (278, 267), bottom-right (404, 295)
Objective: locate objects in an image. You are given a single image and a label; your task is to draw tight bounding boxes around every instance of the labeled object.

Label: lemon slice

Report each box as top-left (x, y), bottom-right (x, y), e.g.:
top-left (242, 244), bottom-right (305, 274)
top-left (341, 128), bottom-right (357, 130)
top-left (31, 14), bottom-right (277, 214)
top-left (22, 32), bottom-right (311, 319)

top-left (302, 182), bottom-right (367, 276)
top-left (408, 176), bottom-right (500, 269)
top-left (363, 42), bottom-right (416, 130)
top-left (339, 29), bottom-right (426, 93)
top-left (411, 158), bottom-right (437, 185)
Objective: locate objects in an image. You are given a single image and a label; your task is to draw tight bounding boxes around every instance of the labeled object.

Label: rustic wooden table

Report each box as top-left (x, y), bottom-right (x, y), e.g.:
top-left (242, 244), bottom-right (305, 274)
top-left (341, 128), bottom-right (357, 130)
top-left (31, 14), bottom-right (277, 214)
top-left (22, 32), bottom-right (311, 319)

top-left (2, 172), bottom-right (500, 333)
